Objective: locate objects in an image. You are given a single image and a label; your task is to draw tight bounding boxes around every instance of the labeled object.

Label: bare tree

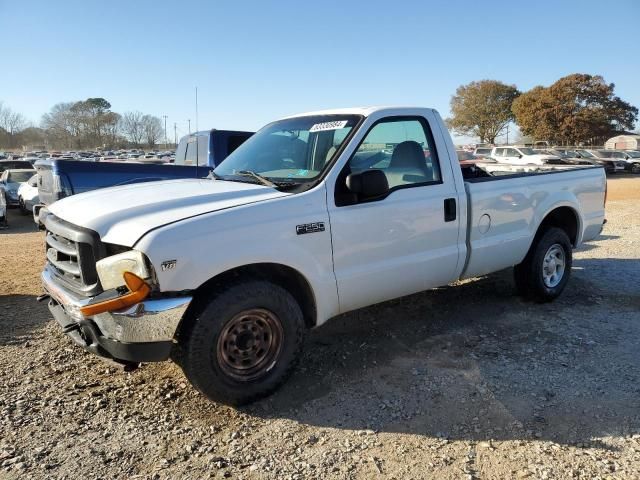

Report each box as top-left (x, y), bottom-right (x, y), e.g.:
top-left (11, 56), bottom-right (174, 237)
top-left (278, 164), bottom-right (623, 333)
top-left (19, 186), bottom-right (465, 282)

top-left (121, 111), bottom-right (145, 146)
top-left (141, 115), bottom-right (164, 148)
top-left (41, 102), bottom-right (78, 149)
top-left (0, 102), bottom-right (28, 148)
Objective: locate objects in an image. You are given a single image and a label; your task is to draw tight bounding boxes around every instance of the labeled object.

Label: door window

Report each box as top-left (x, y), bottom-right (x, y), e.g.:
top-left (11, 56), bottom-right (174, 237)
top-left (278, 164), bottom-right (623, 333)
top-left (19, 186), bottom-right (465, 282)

top-left (184, 139), bottom-right (197, 165)
top-left (346, 118), bottom-right (441, 191)
top-left (505, 148), bottom-right (520, 157)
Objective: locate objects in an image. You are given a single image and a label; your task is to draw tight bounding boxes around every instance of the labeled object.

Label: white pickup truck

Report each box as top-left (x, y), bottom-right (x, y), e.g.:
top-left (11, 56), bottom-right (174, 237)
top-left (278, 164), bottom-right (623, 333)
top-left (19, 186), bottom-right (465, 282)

top-left (40, 107), bottom-right (606, 404)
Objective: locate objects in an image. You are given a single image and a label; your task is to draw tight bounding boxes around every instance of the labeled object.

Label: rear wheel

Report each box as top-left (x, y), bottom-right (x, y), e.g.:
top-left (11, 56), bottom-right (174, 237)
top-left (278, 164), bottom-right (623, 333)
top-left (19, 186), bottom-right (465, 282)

top-left (514, 227), bottom-right (572, 303)
top-left (174, 280), bottom-right (306, 405)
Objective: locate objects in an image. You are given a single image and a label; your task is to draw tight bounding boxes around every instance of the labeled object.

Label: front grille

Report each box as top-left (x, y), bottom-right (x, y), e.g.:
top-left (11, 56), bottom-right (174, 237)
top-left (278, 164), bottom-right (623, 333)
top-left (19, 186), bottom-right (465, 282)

top-left (44, 214), bottom-right (105, 296)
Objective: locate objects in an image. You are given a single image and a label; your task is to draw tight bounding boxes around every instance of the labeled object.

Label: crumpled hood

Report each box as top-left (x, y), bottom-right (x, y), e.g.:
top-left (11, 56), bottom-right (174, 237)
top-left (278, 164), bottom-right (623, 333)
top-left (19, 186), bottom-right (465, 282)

top-left (48, 178), bottom-right (289, 246)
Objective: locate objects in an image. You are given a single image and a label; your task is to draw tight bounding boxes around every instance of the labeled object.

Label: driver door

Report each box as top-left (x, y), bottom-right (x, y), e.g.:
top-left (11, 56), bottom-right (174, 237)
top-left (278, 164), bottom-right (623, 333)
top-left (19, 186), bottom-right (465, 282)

top-left (327, 116), bottom-right (461, 313)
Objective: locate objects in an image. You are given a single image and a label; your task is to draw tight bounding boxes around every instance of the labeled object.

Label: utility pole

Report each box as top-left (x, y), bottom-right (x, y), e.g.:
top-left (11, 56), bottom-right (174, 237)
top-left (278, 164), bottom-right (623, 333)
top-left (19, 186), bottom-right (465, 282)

top-left (162, 115), bottom-right (168, 148)
top-left (174, 122), bottom-right (177, 146)
top-left (188, 119), bottom-right (191, 134)
top-left (506, 124), bottom-right (509, 145)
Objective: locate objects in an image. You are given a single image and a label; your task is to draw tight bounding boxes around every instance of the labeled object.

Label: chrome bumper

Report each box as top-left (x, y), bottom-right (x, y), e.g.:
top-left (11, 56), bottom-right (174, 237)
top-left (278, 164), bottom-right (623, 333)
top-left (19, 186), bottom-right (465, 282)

top-left (41, 267), bottom-right (192, 343)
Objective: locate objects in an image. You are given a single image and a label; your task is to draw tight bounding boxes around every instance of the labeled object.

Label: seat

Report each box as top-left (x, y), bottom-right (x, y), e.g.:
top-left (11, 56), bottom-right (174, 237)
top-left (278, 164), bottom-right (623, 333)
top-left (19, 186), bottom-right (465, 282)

top-left (389, 140), bottom-right (426, 170)
top-left (385, 141), bottom-right (432, 187)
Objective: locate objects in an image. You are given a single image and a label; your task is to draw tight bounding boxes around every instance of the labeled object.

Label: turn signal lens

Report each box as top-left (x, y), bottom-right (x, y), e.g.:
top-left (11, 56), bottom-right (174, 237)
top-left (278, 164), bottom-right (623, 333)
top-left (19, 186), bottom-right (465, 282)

top-left (80, 272), bottom-right (151, 316)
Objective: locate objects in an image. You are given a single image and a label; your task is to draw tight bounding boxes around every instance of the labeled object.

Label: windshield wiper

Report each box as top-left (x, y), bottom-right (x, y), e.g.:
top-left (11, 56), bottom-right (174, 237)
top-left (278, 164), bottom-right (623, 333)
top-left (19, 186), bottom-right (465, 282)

top-left (235, 170), bottom-right (277, 188)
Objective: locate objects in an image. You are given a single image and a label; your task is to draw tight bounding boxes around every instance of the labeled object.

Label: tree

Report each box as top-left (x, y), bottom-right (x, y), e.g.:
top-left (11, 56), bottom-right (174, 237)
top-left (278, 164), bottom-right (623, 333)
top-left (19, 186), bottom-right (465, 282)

top-left (512, 74), bottom-right (638, 145)
top-left (446, 80), bottom-right (520, 143)
top-left (41, 102), bottom-right (79, 149)
top-left (42, 98), bottom-right (121, 148)
top-left (16, 126), bottom-right (46, 148)
top-left (0, 102), bottom-right (28, 148)
top-left (141, 115), bottom-right (163, 147)
top-left (121, 111), bottom-right (145, 146)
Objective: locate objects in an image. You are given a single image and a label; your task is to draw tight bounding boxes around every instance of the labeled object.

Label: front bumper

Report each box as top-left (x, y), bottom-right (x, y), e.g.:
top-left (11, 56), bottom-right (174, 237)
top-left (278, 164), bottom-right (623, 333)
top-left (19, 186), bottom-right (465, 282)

top-left (42, 267), bottom-right (192, 363)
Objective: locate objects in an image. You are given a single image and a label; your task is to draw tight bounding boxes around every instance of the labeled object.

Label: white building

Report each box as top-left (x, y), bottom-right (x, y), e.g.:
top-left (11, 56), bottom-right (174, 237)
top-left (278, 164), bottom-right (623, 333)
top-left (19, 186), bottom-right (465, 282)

top-left (604, 134), bottom-right (640, 150)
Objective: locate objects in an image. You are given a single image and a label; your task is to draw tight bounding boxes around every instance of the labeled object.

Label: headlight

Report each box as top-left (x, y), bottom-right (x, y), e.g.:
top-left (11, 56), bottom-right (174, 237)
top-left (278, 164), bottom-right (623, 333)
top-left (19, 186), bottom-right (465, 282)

top-left (96, 250), bottom-right (151, 290)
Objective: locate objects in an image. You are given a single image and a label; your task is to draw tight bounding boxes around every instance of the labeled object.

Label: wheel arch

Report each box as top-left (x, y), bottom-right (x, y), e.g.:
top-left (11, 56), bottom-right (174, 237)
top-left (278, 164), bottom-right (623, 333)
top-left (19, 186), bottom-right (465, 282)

top-left (534, 205), bottom-right (581, 248)
top-left (179, 262), bottom-right (318, 334)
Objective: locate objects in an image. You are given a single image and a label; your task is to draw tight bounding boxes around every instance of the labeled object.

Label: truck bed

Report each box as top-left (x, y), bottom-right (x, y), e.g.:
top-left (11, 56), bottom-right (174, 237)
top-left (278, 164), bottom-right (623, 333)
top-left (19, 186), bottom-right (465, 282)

top-left (35, 159), bottom-right (209, 206)
top-left (460, 165), bottom-right (606, 279)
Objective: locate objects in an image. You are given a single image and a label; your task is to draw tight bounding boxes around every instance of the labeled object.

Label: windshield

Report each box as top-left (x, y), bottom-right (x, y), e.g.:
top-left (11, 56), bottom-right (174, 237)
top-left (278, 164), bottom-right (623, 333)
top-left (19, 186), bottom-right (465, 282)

top-left (475, 148), bottom-right (492, 155)
top-left (626, 151), bottom-right (640, 158)
top-left (214, 115), bottom-right (360, 186)
top-left (596, 150), bottom-right (614, 158)
top-left (518, 147), bottom-right (536, 155)
top-left (576, 150), bottom-right (595, 158)
top-left (8, 171), bottom-right (34, 183)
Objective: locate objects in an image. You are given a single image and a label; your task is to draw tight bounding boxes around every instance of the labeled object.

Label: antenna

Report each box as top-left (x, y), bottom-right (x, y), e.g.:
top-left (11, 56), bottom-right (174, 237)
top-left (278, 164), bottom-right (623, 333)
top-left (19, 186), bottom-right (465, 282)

top-left (195, 86), bottom-right (199, 178)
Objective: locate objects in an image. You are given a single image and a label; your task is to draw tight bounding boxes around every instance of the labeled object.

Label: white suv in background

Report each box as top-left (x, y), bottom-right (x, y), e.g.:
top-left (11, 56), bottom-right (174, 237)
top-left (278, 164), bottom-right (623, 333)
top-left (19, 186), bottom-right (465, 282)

top-left (491, 146), bottom-right (559, 165)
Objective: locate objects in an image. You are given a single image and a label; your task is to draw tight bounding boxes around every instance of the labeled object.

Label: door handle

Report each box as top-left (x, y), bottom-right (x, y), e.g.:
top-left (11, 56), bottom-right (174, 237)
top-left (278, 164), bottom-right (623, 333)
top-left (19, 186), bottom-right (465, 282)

top-left (444, 198), bottom-right (456, 222)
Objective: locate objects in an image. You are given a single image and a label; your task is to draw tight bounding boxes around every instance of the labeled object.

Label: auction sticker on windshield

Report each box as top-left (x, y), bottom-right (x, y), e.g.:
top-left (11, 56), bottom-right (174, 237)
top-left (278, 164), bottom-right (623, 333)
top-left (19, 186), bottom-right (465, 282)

top-left (309, 120), bottom-right (349, 132)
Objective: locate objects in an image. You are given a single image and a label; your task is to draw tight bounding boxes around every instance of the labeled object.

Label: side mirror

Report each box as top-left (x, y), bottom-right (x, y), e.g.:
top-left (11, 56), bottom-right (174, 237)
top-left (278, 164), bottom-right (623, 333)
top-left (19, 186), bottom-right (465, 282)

top-left (346, 169), bottom-right (389, 198)
top-left (517, 154), bottom-right (523, 159)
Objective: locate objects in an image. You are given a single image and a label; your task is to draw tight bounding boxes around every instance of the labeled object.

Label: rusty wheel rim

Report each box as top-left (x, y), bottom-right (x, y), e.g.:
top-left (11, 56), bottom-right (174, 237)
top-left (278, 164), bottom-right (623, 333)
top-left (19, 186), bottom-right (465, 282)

top-left (216, 308), bottom-right (284, 381)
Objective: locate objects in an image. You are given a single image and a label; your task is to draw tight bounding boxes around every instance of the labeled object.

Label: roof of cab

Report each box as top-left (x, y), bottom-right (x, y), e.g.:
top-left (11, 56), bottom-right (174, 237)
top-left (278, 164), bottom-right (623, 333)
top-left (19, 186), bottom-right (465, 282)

top-left (279, 106), bottom-right (435, 120)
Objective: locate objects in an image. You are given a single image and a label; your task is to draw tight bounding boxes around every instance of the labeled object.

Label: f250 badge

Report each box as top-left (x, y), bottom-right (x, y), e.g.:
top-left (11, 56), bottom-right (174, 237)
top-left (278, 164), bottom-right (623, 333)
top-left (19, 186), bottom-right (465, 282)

top-left (161, 260), bottom-right (177, 271)
top-left (296, 222), bottom-right (325, 235)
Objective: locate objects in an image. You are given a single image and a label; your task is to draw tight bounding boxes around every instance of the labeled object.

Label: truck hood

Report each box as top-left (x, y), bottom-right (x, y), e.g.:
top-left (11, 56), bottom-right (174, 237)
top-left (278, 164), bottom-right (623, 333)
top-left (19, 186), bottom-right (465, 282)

top-left (525, 154), bottom-right (559, 163)
top-left (48, 178), bottom-right (289, 246)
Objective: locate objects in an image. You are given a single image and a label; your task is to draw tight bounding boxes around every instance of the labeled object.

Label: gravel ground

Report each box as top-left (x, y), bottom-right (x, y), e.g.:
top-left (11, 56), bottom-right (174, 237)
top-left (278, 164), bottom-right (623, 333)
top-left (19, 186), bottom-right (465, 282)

top-left (1, 177), bottom-right (639, 480)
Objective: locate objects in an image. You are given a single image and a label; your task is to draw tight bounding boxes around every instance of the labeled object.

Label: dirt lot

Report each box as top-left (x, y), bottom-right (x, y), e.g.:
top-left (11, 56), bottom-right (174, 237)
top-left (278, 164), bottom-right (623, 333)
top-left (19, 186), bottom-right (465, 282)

top-left (1, 177), bottom-right (639, 480)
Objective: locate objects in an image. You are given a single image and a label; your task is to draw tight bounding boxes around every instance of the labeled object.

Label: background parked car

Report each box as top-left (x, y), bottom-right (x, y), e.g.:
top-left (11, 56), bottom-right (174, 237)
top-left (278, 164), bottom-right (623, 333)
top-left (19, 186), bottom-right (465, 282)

top-left (17, 173), bottom-right (39, 215)
top-left (0, 168), bottom-right (36, 207)
top-left (456, 149), bottom-right (497, 166)
top-left (574, 149), bottom-right (626, 173)
top-left (534, 149), bottom-right (596, 166)
top-left (608, 150), bottom-right (640, 174)
top-left (0, 159), bottom-right (34, 173)
top-left (491, 146), bottom-right (560, 165)
top-left (0, 184), bottom-right (7, 228)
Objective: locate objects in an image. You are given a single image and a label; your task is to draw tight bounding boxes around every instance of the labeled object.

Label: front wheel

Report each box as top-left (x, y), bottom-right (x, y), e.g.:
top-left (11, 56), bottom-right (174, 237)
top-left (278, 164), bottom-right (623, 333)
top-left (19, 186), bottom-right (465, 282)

top-left (514, 227), bottom-right (572, 303)
top-left (631, 163), bottom-right (640, 174)
top-left (174, 280), bottom-right (306, 405)
top-left (18, 198), bottom-right (29, 215)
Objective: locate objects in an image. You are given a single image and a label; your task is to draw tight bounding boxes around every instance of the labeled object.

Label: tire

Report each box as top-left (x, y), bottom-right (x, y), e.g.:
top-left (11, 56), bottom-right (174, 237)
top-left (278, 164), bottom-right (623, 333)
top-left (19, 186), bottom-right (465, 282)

top-left (631, 163), bottom-right (640, 174)
top-left (513, 227), bottom-right (572, 303)
top-left (174, 280), bottom-right (306, 405)
top-left (18, 198), bottom-right (29, 215)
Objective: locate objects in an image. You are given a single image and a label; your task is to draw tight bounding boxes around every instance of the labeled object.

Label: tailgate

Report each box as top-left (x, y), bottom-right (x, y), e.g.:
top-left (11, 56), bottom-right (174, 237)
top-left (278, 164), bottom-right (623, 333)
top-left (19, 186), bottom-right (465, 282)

top-left (34, 160), bottom-right (60, 206)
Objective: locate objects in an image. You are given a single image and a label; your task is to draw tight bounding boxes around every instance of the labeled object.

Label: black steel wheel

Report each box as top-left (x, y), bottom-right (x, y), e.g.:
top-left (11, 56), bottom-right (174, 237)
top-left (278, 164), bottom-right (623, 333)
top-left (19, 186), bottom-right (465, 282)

top-left (216, 308), bottom-right (284, 382)
top-left (174, 280), bottom-right (306, 405)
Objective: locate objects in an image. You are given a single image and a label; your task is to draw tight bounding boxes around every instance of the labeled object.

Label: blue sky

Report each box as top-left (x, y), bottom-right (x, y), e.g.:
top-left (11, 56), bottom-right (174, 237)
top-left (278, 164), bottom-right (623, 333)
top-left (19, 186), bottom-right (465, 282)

top-left (2, 0), bottom-right (639, 143)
